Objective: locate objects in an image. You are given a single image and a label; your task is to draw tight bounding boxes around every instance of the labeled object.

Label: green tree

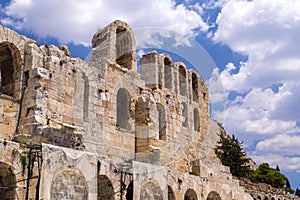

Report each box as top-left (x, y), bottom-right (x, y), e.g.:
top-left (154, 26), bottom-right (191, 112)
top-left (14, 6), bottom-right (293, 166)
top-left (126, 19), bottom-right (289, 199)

top-left (283, 178), bottom-right (294, 194)
top-left (215, 133), bottom-right (252, 178)
top-left (295, 188), bottom-right (300, 197)
top-left (250, 163), bottom-right (287, 188)
top-left (286, 178), bottom-right (291, 188)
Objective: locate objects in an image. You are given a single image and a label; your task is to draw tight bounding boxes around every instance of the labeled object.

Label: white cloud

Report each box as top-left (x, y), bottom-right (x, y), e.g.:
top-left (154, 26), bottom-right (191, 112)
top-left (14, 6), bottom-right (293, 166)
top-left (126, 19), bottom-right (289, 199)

top-left (212, 0), bottom-right (300, 91)
top-left (251, 154), bottom-right (300, 173)
top-left (209, 0), bottom-right (300, 175)
top-left (1, 0), bottom-right (209, 46)
top-left (213, 83), bottom-right (299, 137)
top-left (256, 134), bottom-right (300, 154)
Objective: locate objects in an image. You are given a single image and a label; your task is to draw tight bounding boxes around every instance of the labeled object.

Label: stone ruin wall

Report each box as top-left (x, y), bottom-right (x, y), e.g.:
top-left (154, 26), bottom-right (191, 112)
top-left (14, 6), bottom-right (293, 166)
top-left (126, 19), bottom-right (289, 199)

top-left (0, 20), bottom-right (298, 200)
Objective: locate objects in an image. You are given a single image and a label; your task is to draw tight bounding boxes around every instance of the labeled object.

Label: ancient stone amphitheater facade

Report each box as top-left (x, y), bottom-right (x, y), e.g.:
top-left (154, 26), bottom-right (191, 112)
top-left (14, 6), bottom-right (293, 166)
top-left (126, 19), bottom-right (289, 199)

top-left (0, 20), bottom-right (296, 200)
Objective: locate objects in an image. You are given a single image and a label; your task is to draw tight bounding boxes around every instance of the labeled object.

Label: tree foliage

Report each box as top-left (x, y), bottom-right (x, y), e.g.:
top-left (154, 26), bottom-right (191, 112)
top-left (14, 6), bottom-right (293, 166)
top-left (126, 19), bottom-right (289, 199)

top-left (250, 163), bottom-right (287, 188)
top-left (215, 133), bottom-right (252, 178)
top-left (295, 188), bottom-right (300, 197)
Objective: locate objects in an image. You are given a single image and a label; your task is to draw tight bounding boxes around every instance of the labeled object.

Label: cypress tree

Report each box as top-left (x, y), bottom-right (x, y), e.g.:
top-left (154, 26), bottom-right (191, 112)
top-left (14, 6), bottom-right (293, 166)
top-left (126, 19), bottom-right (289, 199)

top-left (215, 132), bottom-right (252, 178)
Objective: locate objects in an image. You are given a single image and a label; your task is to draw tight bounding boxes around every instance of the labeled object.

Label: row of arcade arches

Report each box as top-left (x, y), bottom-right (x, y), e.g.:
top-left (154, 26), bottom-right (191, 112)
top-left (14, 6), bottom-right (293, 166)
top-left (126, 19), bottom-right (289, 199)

top-left (0, 161), bottom-right (222, 200)
top-left (252, 194), bottom-right (283, 200)
top-left (163, 57), bottom-right (200, 102)
top-left (96, 174), bottom-right (222, 200)
top-left (116, 88), bottom-right (201, 137)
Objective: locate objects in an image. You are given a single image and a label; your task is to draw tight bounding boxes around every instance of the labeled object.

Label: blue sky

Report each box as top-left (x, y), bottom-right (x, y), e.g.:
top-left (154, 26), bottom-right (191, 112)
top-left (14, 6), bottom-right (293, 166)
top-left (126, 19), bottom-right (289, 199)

top-left (1, 0), bottom-right (300, 189)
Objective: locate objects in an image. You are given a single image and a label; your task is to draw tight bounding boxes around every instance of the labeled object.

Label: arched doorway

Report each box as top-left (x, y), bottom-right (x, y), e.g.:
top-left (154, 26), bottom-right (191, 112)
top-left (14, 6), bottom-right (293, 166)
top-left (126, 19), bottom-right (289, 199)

top-left (184, 189), bottom-right (198, 200)
top-left (51, 169), bottom-right (88, 200)
top-left (206, 191), bottom-right (221, 200)
top-left (140, 181), bottom-right (163, 200)
top-left (98, 175), bottom-right (115, 200)
top-left (168, 186), bottom-right (175, 200)
top-left (0, 162), bottom-right (16, 200)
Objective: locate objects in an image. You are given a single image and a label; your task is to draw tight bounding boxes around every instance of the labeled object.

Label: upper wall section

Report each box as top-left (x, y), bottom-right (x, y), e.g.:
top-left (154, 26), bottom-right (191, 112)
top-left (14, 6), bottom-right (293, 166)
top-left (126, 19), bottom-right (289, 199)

top-left (91, 20), bottom-right (137, 71)
top-left (0, 25), bottom-right (34, 100)
top-left (140, 51), bottom-right (209, 104)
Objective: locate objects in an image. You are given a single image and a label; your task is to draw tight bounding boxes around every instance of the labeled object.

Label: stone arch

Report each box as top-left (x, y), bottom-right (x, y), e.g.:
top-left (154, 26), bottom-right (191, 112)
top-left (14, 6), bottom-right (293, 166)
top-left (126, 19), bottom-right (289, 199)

top-left (0, 162), bottom-right (16, 200)
top-left (126, 181), bottom-right (133, 200)
top-left (116, 88), bottom-right (131, 130)
top-left (193, 108), bottom-right (200, 132)
top-left (0, 42), bottom-right (22, 98)
top-left (168, 185), bottom-right (176, 200)
top-left (184, 189), bottom-right (198, 200)
top-left (157, 103), bottom-right (166, 140)
top-left (98, 175), bottom-right (115, 200)
top-left (206, 191), bottom-right (221, 200)
top-left (264, 197), bottom-right (269, 200)
top-left (192, 72), bottom-right (199, 101)
top-left (271, 197), bottom-right (275, 200)
top-left (181, 102), bottom-right (188, 127)
top-left (179, 65), bottom-right (187, 96)
top-left (257, 195), bottom-right (262, 200)
top-left (91, 20), bottom-right (136, 70)
top-left (140, 180), bottom-right (163, 200)
top-left (51, 168), bottom-right (88, 200)
top-left (116, 25), bottom-right (135, 69)
top-left (164, 57), bottom-right (172, 89)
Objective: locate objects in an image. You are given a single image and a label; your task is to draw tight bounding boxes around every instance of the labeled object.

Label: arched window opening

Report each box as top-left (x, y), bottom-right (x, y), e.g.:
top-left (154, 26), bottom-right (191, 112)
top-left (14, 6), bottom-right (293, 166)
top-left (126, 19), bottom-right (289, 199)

top-left (184, 189), bottom-right (198, 200)
top-left (179, 65), bottom-right (187, 96)
top-left (164, 57), bottom-right (172, 89)
top-left (0, 162), bottom-right (16, 200)
top-left (192, 73), bottom-right (199, 101)
top-left (98, 175), bottom-right (115, 200)
top-left (157, 104), bottom-right (166, 141)
top-left (0, 42), bottom-right (20, 97)
top-left (168, 186), bottom-right (175, 200)
top-left (116, 88), bottom-right (131, 130)
top-left (181, 102), bottom-right (188, 127)
top-left (193, 108), bottom-right (200, 132)
top-left (206, 191), bottom-right (221, 200)
top-left (116, 27), bottom-right (133, 69)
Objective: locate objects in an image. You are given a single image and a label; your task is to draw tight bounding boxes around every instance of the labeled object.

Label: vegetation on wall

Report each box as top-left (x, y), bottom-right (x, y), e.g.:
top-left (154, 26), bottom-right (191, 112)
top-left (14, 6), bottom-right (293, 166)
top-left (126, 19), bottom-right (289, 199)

top-left (295, 188), bottom-right (300, 197)
top-left (215, 128), bottom-right (294, 193)
top-left (215, 132), bottom-right (252, 178)
top-left (250, 163), bottom-right (286, 188)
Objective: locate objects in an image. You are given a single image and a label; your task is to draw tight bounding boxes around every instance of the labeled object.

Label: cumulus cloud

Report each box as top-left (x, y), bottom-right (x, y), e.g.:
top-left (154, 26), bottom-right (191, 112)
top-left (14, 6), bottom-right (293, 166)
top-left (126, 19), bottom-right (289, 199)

top-left (212, 0), bottom-right (300, 91)
top-left (213, 83), bottom-right (299, 137)
top-left (1, 0), bottom-right (209, 46)
top-left (256, 134), bottom-right (300, 154)
top-left (209, 0), bottom-right (300, 174)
